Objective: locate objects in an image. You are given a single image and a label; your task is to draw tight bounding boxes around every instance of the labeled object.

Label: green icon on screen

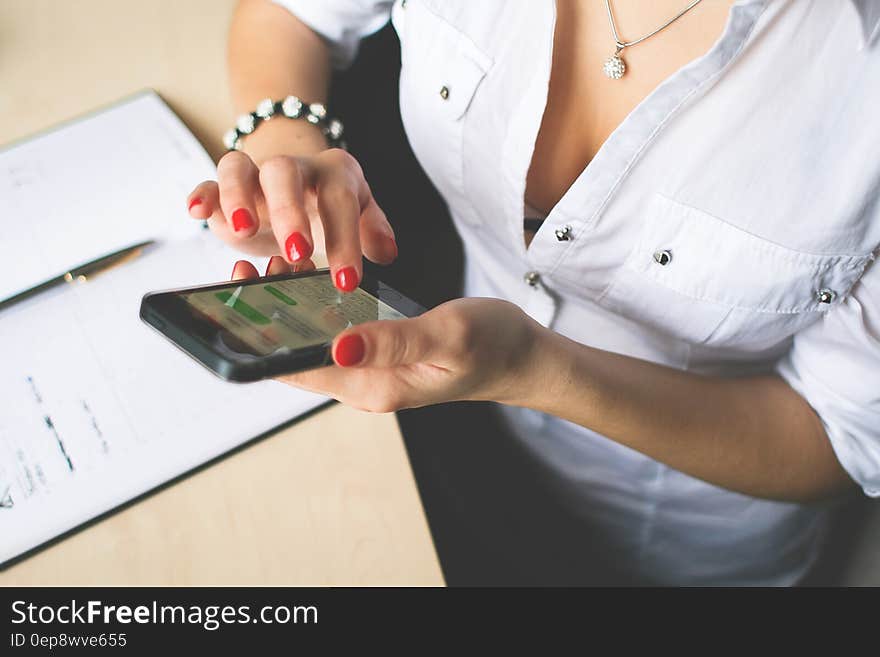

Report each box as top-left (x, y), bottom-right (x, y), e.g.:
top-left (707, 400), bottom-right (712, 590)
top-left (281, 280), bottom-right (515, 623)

top-left (264, 285), bottom-right (297, 306)
top-left (215, 291), bottom-right (271, 325)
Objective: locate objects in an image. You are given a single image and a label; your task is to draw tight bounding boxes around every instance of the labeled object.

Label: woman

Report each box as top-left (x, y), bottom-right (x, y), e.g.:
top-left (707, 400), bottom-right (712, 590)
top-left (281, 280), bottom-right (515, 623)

top-left (186, 0), bottom-right (880, 585)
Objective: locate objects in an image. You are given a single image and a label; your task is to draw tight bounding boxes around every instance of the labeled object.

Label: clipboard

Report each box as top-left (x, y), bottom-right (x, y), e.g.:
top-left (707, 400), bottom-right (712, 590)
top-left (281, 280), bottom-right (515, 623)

top-left (0, 91), bottom-right (330, 568)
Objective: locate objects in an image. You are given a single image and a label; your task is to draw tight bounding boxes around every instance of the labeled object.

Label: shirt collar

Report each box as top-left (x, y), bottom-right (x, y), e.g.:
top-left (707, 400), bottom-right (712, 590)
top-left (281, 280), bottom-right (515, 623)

top-left (734, 0), bottom-right (880, 48)
top-left (850, 0), bottom-right (880, 47)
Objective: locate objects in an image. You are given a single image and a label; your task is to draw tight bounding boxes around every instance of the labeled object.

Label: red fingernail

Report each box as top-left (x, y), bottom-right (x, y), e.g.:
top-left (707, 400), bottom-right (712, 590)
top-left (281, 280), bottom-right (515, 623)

top-left (188, 197), bottom-right (203, 212)
top-left (335, 334), bottom-right (365, 367)
top-left (334, 266), bottom-right (359, 292)
top-left (231, 208), bottom-right (253, 232)
top-left (285, 232), bottom-right (312, 262)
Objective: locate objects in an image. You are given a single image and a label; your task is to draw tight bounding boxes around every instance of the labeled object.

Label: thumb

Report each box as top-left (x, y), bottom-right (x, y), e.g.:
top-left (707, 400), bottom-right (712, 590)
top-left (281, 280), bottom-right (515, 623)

top-left (332, 317), bottom-right (437, 368)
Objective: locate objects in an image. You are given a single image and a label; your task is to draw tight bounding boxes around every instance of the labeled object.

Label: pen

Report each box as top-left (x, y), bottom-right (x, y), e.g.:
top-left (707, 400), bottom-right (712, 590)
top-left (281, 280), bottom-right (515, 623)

top-left (0, 240), bottom-right (156, 313)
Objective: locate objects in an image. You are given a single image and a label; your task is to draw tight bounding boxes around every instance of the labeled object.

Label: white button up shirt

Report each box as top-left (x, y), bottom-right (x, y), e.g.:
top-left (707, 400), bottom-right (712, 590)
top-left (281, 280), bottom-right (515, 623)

top-left (274, 0), bottom-right (880, 584)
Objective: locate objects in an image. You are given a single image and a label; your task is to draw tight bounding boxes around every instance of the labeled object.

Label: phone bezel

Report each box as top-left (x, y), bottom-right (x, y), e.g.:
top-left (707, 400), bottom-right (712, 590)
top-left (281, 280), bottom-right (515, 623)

top-left (139, 268), bottom-right (426, 382)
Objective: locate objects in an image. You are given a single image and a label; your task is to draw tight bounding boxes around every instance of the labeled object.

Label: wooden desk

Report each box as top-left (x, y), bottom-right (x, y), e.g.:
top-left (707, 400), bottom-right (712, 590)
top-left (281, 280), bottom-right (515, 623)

top-left (0, 0), bottom-right (443, 586)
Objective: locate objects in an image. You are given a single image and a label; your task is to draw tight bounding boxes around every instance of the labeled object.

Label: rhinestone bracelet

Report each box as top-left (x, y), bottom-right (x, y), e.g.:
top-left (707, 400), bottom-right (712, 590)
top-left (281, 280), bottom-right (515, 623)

top-left (222, 96), bottom-right (345, 152)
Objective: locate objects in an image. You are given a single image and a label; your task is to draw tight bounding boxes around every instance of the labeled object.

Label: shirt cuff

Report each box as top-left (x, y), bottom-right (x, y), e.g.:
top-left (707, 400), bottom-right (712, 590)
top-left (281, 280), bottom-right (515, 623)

top-left (271, 0), bottom-right (392, 68)
top-left (776, 352), bottom-right (880, 498)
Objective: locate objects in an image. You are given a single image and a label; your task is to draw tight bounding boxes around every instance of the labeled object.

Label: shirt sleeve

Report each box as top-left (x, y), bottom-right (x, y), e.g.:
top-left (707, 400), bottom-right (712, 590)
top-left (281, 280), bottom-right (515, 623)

top-left (272, 0), bottom-right (394, 68)
top-left (775, 253), bottom-right (880, 496)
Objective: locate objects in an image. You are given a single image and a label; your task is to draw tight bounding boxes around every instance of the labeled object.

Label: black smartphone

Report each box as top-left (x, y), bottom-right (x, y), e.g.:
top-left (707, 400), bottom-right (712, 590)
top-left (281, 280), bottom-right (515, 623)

top-left (140, 268), bottom-right (426, 382)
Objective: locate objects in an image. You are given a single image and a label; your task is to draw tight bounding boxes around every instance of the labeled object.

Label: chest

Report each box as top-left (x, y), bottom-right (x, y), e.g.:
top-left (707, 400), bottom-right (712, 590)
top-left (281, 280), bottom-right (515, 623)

top-left (392, 0), bottom-right (879, 354)
top-left (526, 0), bottom-right (735, 215)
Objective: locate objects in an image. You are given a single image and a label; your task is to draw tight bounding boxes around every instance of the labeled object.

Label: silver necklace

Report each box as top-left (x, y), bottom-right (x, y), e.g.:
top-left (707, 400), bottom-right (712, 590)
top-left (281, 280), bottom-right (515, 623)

top-left (603, 0), bottom-right (705, 79)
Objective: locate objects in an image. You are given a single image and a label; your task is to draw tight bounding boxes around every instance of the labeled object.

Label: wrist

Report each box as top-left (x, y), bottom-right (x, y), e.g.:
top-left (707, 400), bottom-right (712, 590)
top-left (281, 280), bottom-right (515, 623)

top-left (488, 315), bottom-right (556, 407)
top-left (240, 117), bottom-right (329, 164)
top-left (502, 320), bottom-right (601, 417)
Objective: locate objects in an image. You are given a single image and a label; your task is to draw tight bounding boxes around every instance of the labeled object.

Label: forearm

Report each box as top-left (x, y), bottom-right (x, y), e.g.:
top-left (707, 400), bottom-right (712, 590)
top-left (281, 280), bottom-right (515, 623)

top-left (519, 327), bottom-right (854, 503)
top-left (228, 0), bottom-right (332, 160)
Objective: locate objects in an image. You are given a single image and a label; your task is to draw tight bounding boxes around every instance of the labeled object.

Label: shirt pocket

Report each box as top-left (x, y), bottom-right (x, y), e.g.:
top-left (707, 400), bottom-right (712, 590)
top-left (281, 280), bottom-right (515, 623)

top-left (596, 193), bottom-right (874, 350)
top-left (393, 0), bottom-right (491, 209)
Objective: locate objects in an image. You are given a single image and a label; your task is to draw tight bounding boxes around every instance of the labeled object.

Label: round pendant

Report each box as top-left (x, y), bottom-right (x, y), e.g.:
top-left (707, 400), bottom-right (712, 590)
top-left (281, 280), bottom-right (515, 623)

top-left (603, 54), bottom-right (626, 80)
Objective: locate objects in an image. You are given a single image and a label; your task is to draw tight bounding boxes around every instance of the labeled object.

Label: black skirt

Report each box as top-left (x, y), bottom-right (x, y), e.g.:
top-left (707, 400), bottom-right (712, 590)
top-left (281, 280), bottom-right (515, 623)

top-left (398, 401), bottom-right (644, 586)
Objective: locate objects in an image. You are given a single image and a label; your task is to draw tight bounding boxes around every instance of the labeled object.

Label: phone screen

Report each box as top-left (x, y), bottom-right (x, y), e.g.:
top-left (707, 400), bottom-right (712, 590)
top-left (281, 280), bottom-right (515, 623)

top-left (180, 275), bottom-right (406, 356)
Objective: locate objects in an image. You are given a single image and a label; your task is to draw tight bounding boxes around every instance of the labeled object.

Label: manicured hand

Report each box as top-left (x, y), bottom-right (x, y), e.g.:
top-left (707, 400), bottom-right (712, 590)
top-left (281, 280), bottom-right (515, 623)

top-left (230, 261), bottom-right (545, 412)
top-left (187, 149), bottom-right (397, 292)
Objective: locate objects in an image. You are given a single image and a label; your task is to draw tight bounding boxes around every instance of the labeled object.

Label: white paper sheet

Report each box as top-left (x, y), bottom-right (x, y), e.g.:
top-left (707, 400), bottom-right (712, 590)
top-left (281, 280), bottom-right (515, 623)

top-left (0, 91), bottom-right (212, 302)
top-left (0, 93), bottom-right (329, 566)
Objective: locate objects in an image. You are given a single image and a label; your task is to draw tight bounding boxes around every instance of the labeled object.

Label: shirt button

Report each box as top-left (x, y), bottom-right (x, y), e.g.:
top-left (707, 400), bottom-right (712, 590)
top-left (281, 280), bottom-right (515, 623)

top-left (439, 85), bottom-right (450, 100)
top-left (554, 225), bottom-right (572, 241)
top-left (524, 271), bottom-right (541, 287)
top-left (817, 288), bottom-right (836, 304)
top-left (653, 249), bottom-right (672, 266)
